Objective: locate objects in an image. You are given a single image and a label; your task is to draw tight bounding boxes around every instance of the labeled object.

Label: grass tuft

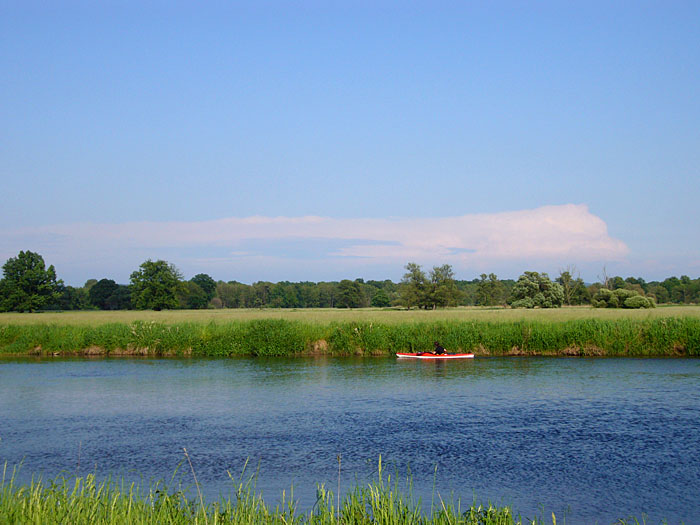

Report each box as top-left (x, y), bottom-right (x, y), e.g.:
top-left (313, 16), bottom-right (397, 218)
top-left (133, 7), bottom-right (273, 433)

top-left (0, 462), bottom-right (561, 524)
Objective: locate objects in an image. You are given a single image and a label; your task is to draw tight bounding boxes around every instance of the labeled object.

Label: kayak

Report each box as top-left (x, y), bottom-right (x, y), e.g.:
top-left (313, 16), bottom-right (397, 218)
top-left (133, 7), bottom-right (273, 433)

top-left (396, 352), bottom-right (475, 359)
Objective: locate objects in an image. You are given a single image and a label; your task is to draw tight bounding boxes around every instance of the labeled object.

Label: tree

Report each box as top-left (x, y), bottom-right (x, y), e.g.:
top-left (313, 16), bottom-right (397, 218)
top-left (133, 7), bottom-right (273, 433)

top-left (129, 259), bottom-right (182, 310)
top-left (509, 271), bottom-right (564, 308)
top-left (610, 276), bottom-right (626, 290)
top-left (190, 273), bottom-right (216, 302)
top-left (216, 281), bottom-right (251, 308)
top-left (475, 273), bottom-right (505, 306)
top-left (556, 266), bottom-right (588, 305)
top-left (336, 279), bottom-right (363, 308)
top-left (370, 288), bottom-right (392, 307)
top-left (177, 281), bottom-right (209, 309)
top-left (646, 283), bottom-right (669, 304)
top-left (251, 281), bottom-right (273, 307)
top-left (89, 279), bottom-right (120, 309)
top-left (398, 262), bottom-right (428, 309)
top-left (317, 282), bottom-right (337, 308)
top-left (598, 266), bottom-right (612, 290)
top-left (428, 264), bottom-right (461, 308)
top-left (0, 251), bottom-right (63, 312)
top-left (104, 285), bottom-right (132, 310)
top-left (52, 284), bottom-right (91, 311)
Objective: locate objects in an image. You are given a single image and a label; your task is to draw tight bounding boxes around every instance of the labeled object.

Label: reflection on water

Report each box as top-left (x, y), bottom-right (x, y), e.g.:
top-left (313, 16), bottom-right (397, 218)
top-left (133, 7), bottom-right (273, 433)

top-left (1, 356), bottom-right (699, 524)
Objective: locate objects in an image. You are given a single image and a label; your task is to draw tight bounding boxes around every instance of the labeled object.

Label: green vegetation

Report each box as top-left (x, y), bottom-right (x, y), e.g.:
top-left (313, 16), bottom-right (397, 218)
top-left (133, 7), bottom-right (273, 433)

top-left (0, 461), bottom-right (625, 525)
top-left (0, 251), bottom-right (62, 312)
top-left (130, 259), bottom-right (183, 311)
top-left (592, 288), bottom-right (655, 309)
top-left (2, 305), bottom-right (699, 326)
top-left (88, 278), bottom-right (132, 310)
top-left (1, 250), bottom-right (700, 312)
top-left (398, 263), bottom-right (461, 309)
top-left (509, 272), bottom-right (564, 309)
top-left (475, 273), bottom-right (506, 306)
top-left (556, 268), bottom-right (589, 305)
top-left (336, 279), bottom-right (365, 308)
top-left (1, 313), bottom-right (698, 357)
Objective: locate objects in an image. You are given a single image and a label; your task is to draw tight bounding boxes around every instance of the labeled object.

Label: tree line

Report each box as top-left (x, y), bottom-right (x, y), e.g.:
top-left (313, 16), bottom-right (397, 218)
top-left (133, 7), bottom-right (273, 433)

top-left (1, 250), bottom-right (699, 312)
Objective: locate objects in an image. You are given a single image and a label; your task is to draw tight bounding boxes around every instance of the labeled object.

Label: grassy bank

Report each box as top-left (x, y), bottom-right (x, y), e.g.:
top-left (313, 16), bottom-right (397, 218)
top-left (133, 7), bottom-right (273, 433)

top-left (1, 316), bottom-right (699, 357)
top-left (2, 462), bottom-right (651, 525)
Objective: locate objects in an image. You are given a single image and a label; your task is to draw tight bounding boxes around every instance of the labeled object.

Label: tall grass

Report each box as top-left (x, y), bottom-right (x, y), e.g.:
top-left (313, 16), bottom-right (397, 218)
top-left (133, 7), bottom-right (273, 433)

top-left (1, 317), bottom-right (699, 357)
top-left (2, 305), bottom-right (700, 327)
top-left (0, 461), bottom-right (555, 525)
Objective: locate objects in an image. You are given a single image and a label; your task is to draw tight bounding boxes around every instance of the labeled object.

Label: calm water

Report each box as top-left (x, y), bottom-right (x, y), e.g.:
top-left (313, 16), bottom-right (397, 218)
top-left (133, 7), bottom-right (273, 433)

top-left (1, 356), bottom-right (699, 524)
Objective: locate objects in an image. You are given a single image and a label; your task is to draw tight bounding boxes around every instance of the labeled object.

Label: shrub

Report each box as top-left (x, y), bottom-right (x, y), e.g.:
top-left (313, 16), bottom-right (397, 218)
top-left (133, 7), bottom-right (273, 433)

top-left (511, 297), bottom-right (535, 309)
top-left (510, 271), bottom-right (564, 308)
top-left (592, 288), bottom-right (613, 308)
top-left (624, 295), bottom-right (654, 309)
top-left (593, 288), bottom-right (654, 309)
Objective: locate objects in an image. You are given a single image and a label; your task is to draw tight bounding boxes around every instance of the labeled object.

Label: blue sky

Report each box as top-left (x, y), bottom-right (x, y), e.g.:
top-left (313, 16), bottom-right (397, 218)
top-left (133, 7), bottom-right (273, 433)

top-left (2, 1), bottom-right (699, 286)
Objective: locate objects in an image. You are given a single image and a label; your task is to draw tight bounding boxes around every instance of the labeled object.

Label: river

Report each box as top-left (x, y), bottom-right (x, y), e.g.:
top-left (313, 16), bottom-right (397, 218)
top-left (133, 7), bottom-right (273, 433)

top-left (1, 356), bottom-right (698, 524)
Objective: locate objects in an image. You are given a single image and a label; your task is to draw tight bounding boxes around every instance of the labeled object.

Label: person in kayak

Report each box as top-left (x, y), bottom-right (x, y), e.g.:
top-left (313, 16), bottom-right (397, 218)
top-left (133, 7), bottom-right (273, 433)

top-left (432, 341), bottom-right (447, 355)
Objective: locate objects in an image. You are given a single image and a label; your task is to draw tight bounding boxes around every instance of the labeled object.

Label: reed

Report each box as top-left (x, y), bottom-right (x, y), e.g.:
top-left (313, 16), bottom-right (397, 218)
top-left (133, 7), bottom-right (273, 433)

top-left (0, 462), bottom-right (557, 525)
top-left (1, 316), bottom-right (698, 357)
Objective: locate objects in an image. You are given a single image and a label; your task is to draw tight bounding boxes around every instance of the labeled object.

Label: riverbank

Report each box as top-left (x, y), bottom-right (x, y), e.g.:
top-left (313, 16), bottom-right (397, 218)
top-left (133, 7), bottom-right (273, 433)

top-left (1, 316), bottom-right (698, 357)
top-left (0, 464), bottom-right (645, 525)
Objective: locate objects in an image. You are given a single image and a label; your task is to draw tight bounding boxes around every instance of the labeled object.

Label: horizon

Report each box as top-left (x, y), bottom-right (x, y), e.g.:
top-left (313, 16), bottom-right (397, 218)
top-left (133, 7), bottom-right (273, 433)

top-left (30, 251), bottom-right (694, 289)
top-left (2, 3), bottom-right (699, 286)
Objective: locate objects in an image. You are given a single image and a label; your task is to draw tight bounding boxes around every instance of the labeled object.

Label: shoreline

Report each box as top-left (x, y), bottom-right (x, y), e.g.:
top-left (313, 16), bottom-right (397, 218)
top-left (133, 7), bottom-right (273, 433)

top-left (1, 317), bottom-right (698, 357)
top-left (0, 465), bottom-right (651, 525)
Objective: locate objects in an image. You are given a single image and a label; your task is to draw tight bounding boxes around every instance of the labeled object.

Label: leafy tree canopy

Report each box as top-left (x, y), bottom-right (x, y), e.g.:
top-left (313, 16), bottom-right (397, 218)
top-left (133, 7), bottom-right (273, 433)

top-left (397, 263), bottom-right (460, 309)
top-left (510, 271), bottom-right (564, 308)
top-left (476, 273), bottom-right (505, 306)
top-left (88, 279), bottom-right (131, 310)
top-left (336, 279), bottom-right (364, 308)
top-left (0, 250), bottom-right (63, 312)
top-left (53, 284), bottom-right (91, 311)
top-left (190, 273), bottom-right (216, 301)
top-left (177, 281), bottom-right (209, 309)
top-left (129, 259), bottom-right (182, 310)
top-left (427, 264), bottom-right (461, 308)
top-left (89, 279), bottom-right (120, 309)
top-left (399, 262), bottom-right (428, 309)
top-left (592, 288), bottom-right (655, 309)
top-left (105, 285), bottom-right (132, 310)
top-left (370, 288), bottom-right (392, 307)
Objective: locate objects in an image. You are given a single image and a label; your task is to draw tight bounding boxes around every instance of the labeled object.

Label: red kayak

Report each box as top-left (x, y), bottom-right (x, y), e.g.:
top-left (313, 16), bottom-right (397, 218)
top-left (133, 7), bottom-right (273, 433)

top-left (396, 352), bottom-right (475, 359)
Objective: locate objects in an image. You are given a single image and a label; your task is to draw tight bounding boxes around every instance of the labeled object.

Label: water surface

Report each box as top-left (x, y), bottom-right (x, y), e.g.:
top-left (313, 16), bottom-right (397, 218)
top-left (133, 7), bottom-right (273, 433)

top-left (1, 356), bottom-right (698, 524)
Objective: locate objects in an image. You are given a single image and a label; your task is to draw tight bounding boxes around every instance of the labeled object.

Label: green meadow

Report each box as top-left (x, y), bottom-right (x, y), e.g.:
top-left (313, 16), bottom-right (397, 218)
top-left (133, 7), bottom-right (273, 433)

top-left (2, 305), bottom-right (700, 326)
top-left (1, 306), bottom-right (699, 357)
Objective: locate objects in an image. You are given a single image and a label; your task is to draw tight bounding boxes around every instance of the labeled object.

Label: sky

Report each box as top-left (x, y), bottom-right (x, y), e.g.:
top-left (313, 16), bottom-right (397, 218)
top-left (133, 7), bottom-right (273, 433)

top-left (1, 1), bottom-right (699, 286)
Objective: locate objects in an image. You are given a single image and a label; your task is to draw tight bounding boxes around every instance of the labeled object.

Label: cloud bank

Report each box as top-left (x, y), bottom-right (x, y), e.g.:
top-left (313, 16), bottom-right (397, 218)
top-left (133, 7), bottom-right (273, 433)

top-left (1, 204), bottom-right (628, 283)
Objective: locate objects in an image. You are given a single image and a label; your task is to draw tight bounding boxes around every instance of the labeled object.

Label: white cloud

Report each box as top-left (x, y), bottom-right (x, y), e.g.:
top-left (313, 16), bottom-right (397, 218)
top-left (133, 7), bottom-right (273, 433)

top-left (1, 204), bottom-right (628, 283)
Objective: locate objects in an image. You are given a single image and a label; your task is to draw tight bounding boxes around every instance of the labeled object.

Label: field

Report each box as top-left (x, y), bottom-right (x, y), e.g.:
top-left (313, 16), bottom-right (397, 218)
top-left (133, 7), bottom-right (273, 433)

top-left (1, 306), bottom-right (699, 358)
top-left (1, 304), bottom-right (700, 326)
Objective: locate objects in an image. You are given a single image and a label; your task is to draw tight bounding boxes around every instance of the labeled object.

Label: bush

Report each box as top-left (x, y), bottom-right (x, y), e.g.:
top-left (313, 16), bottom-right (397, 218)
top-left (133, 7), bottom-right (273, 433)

top-left (511, 298), bottom-right (535, 309)
top-left (593, 288), bottom-right (654, 309)
top-left (509, 271), bottom-right (564, 308)
top-left (624, 295), bottom-right (654, 309)
top-left (592, 288), bottom-right (614, 308)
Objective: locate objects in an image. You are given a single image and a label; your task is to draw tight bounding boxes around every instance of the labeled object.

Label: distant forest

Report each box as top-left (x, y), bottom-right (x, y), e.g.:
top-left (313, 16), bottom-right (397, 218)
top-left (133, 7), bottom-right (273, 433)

top-left (1, 251), bottom-right (699, 312)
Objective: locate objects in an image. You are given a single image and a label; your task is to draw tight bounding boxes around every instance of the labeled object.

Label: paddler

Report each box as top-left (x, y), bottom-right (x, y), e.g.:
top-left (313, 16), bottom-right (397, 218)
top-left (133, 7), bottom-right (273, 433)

top-left (432, 341), bottom-right (447, 355)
